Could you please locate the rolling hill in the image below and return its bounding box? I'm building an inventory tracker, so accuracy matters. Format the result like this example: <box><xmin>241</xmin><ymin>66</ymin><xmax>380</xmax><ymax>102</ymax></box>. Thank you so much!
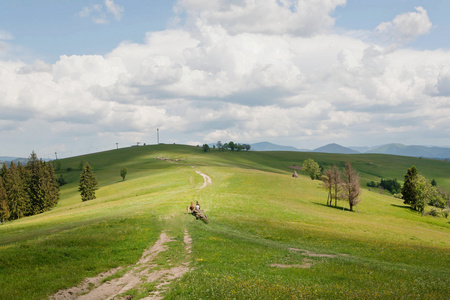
<box><xmin>0</xmin><ymin>144</ymin><xmax>449</xmax><ymax>299</ymax></box>
<box><xmin>366</xmin><ymin>143</ymin><xmax>450</xmax><ymax>159</ymax></box>
<box><xmin>250</xmin><ymin>141</ymin><xmax>305</xmax><ymax>151</ymax></box>
<box><xmin>313</xmin><ymin>143</ymin><xmax>359</xmax><ymax>154</ymax></box>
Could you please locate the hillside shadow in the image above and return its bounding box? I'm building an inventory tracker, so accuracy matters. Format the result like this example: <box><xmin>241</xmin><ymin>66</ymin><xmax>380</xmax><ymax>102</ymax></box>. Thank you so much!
<box><xmin>391</xmin><ymin>204</ymin><xmax>416</xmax><ymax>211</ymax></box>
<box><xmin>312</xmin><ymin>202</ymin><xmax>354</xmax><ymax>212</ymax></box>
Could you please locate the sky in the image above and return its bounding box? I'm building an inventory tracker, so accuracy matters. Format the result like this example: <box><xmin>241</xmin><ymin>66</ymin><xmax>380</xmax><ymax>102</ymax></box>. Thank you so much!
<box><xmin>1</xmin><ymin>0</ymin><xmax>450</xmax><ymax>158</ymax></box>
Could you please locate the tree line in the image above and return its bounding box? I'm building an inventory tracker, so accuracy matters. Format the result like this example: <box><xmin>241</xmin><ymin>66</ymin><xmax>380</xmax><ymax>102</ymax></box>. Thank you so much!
<box><xmin>202</xmin><ymin>141</ymin><xmax>251</xmax><ymax>152</ymax></box>
<box><xmin>0</xmin><ymin>152</ymin><xmax>60</xmax><ymax>223</ymax></box>
<box><xmin>302</xmin><ymin>158</ymin><xmax>449</xmax><ymax>217</ymax></box>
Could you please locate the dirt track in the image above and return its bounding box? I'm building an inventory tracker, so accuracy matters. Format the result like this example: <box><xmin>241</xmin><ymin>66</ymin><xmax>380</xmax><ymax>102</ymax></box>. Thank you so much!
<box><xmin>50</xmin><ymin>230</ymin><xmax>192</xmax><ymax>300</ymax></box>
<box><xmin>50</xmin><ymin>168</ymin><xmax>211</xmax><ymax>299</ymax></box>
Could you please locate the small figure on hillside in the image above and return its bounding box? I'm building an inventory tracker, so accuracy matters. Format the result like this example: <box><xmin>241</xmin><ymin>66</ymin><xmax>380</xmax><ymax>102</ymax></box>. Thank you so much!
<box><xmin>195</xmin><ymin>201</ymin><xmax>200</xmax><ymax>210</ymax></box>
<box><xmin>292</xmin><ymin>171</ymin><xmax>298</xmax><ymax>178</ymax></box>
<box><xmin>189</xmin><ymin>202</ymin><xmax>195</xmax><ymax>213</ymax></box>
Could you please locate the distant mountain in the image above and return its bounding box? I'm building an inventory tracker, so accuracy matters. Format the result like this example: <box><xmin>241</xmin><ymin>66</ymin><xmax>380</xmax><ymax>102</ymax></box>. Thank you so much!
<box><xmin>0</xmin><ymin>156</ymin><xmax>28</xmax><ymax>166</ymax></box>
<box><xmin>250</xmin><ymin>142</ymin><xmax>307</xmax><ymax>152</ymax></box>
<box><xmin>366</xmin><ymin>143</ymin><xmax>450</xmax><ymax>159</ymax></box>
<box><xmin>313</xmin><ymin>143</ymin><xmax>360</xmax><ymax>154</ymax></box>
<box><xmin>348</xmin><ymin>146</ymin><xmax>379</xmax><ymax>153</ymax></box>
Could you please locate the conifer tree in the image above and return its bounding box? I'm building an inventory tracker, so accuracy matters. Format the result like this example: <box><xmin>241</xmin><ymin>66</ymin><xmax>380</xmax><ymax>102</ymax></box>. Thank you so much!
<box><xmin>26</xmin><ymin>151</ymin><xmax>45</xmax><ymax>214</ymax></box>
<box><xmin>17</xmin><ymin>162</ymin><xmax>31</xmax><ymax>216</ymax></box>
<box><xmin>3</xmin><ymin>162</ymin><xmax>28</xmax><ymax>220</ymax></box>
<box><xmin>26</xmin><ymin>152</ymin><xmax>60</xmax><ymax>214</ymax></box>
<box><xmin>41</xmin><ymin>161</ymin><xmax>60</xmax><ymax>210</ymax></box>
<box><xmin>79</xmin><ymin>163</ymin><xmax>98</xmax><ymax>201</ymax></box>
<box><xmin>402</xmin><ymin>166</ymin><xmax>419</xmax><ymax>210</ymax></box>
<box><xmin>0</xmin><ymin>178</ymin><xmax>10</xmax><ymax>224</ymax></box>
<box><xmin>120</xmin><ymin>167</ymin><xmax>128</xmax><ymax>181</ymax></box>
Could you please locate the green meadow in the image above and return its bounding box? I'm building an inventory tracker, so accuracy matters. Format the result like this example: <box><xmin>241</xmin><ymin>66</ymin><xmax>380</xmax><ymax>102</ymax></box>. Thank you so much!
<box><xmin>1</xmin><ymin>144</ymin><xmax>449</xmax><ymax>299</ymax></box>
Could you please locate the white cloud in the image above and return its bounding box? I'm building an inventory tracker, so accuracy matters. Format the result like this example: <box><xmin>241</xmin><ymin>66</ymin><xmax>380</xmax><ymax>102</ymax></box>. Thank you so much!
<box><xmin>176</xmin><ymin>0</ymin><xmax>347</xmax><ymax>36</ymax></box>
<box><xmin>375</xmin><ymin>6</ymin><xmax>432</xmax><ymax>44</ymax></box>
<box><xmin>2</xmin><ymin>1</ymin><xmax>450</xmax><ymax>157</ymax></box>
<box><xmin>79</xmin><ymin>0</ymin><xmax>124</xmax><ymax>24</ymax></box>
<box><xmin>105</xmin><ymin>0</ymin><xmax>124</xmax><ymax>21</ymax></box>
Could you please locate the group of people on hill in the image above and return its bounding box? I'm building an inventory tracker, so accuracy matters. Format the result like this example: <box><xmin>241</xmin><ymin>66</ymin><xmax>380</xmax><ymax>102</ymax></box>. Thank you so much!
<box><xmin>186</xmin><ymin>201</ymin><xmax>208</xmax><ymax>223</ymax></box>
<box><xmin>187</xmin><ymin>201</ymin><xmax>200</xmax><ymax>213</ymax></box>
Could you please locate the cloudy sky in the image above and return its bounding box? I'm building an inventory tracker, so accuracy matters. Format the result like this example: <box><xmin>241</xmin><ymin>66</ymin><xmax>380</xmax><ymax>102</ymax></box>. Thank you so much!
<box><xmin>1</xmin><ymin>0</ymin><xmax>450</xmax><ymax>158</ymax></box>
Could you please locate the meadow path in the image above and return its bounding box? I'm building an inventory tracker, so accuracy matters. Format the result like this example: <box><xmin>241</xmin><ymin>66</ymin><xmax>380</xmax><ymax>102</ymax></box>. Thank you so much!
<box><xmin>195</xmin><ymin>169</ymin><xmax>212</xmax><ymax>189</ymax></box>
<box><xmin>50</xmin><ymin>230</ymin><xmax>192</xmax><ymax>300</ymax></box>
<box><xmin>50</xmin><ymin>167</ymin><xmax>209</xmax><ymax>299</ymax></box>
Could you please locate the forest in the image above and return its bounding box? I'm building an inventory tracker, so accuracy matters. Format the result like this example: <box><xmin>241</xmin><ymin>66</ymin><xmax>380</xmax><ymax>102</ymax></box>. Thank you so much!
<box><xmin>0</xmin><ymin>152</ymin><xmax>60</xmax><ymax>223</ymax></box>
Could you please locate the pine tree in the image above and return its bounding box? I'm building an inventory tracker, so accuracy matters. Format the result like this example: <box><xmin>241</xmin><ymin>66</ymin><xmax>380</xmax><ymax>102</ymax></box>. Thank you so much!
<box><xmin>27</xmin><ymin>151</ymin><xmax>45</xmax><ymax>214</ymax></box>
<box><xmin>0</xmin><ymin>177</ymin><xmax>10</xmax><ymax>224</ymax></box>
<box><xmin>3</xmin><ymin>162</ymin><xmax>29</xmax><ymax>220</ymax></box>
<box><xmin>79</xmin><ymin>163</ymin><xmax>98</xmax><ymax>201</ymax></box>
<box><xmin>402</xmin><ymin>166</ymin><xmax>419</xmax><ymax>210</ymax></box>
<box><xmin>120</xmin><ymin>167</ymin><xmax>128</xmax><ymax>181</ymax></box>
<box><xmin>41</xmin><ymin>161</ymin><xmax>60</xmax><ymax>210</ymax></box>
<box><xmin>24</xmin><ymin>152</ymin><xmax>60</xmax><ymax>214</ymax></box>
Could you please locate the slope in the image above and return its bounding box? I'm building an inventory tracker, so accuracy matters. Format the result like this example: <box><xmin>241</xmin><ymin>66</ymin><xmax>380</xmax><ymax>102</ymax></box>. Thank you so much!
<box><xmin>0</xmin><ymin>144</ymin><xmax>449</xmax><ymax>299</ymax></box>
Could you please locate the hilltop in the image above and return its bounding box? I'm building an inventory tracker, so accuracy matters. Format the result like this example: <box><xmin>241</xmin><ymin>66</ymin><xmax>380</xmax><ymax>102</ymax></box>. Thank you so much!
<box><xmin>1</xmin><ymin>144</ymin><xmax>449</xmax><ymax>299</ymax></box>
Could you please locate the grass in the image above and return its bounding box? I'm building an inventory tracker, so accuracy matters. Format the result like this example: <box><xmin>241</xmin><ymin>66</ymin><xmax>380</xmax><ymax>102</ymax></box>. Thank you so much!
<box><xmin>0</xmin><ymin>144</ymin><xmax>449</xmax><ymax>299</ymax></box>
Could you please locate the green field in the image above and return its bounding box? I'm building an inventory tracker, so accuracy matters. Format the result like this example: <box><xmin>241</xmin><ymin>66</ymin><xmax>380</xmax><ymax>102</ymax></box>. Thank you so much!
<box><xmin>1</xmin><ymin>144</ymin><xmax>449</xmax><ymax>299</ymax></box>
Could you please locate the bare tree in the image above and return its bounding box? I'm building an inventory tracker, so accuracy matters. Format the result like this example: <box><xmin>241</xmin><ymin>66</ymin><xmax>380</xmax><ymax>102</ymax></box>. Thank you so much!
<box><xmin>321</xmin><ymin>171</ymin><xmax>332</xmax><ymax>206</ymax></box>
<box><xmin>330</xmin><ymin>165</ymin><xmax>342</xmax><ymax>207</ymax></box>
<box><xmin>341</xmin><ymin>162</ymin><xmax>361</xmax><ymax>212</ymax></box>
<box><xmin>321</xmin><ymin>165</ymin><xmax>342</xmax><ymax>207</ymax></box>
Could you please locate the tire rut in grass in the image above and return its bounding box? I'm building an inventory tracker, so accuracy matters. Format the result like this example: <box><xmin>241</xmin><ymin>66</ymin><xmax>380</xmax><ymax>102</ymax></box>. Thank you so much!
<box><xmin>50</xmin><ymin>230</ymin><xmax>192</xmax><ymax>300</ymax></box>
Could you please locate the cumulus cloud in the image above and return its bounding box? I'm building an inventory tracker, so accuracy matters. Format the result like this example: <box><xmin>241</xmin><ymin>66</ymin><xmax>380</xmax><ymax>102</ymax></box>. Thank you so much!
<box><xmin>375</xmin><ymin>6</ymin><xmax>432</xmax><ymax>44</ymax></box>
<box><xmin>175</xmin><ymin>0</ymin><xmax>347</xmax><ymax>36</ymax></box>
<box><xmin>1</xmin><ymin>1</ymin><xmax>450</xmax><ymax>157</ymax></box>
<box><xmin>79</xmin><ymin>0</ymin><xmax>124</xmax><ymax>24</ymax></box>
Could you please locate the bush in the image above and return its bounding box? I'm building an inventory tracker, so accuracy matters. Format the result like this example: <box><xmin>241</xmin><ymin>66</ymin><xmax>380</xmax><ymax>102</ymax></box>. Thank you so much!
<box><xmin>442</xmin><ymin>209</ymin><xmax>449</xmax><ymax>219</ymax></box>
<box><xmin>57</xmin><ymin>175</ymin><xmax>66</xmax><ymax>186</ymax></box>
<box><xmin>367</xmin><ymin>179</ymin><xmax>401</xmax><ymax>194</ymax></box>
<box><xmin>394</xmin><ymin>193</ymin><xmax>403</xmax><ymax>199</ymax></box>
<box><xmin>428</xmin><ymin>208</ymin><xmax>439</xmax><ymax>217</ymax></box>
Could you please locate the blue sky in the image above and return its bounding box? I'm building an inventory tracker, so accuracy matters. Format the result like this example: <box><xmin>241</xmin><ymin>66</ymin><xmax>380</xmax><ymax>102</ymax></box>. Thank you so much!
<box><xmin>1</xmin><ymin>0</ymin><xmax>450</xmax><ymax>158</ymax></box>
<box><xmin>0</xmin><ymin>0</ymin><xmax>175</xmax><ymax>62</ymax></box>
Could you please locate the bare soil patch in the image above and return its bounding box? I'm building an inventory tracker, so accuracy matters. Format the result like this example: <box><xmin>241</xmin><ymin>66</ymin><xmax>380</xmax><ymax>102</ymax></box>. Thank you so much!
<box><xmin>270</xmin><ymin>259</ymin><xmax>313</xmax><ymax>269</ymax></box>
<box><xmin>194</xmin><ymin>169</ymin><xmax>212</xmax><ymax>189</ymax></box>
<box><xmin>288</xmin><ymin>248</ymin><xmax>350</xmax><ymax>258</ymax></box>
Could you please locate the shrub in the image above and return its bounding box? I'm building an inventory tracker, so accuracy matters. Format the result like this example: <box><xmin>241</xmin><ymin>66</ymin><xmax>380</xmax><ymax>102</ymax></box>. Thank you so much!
<box><xmin>394</xmin><ymin>193</ymin><xmax>403</xmax><ymax>199</ymax></box>
<box><xmin>442</xmin><ymin>209</ymin><xmax>449</xmax><ymax>219</ymax></box>
<box><xmin>428</xmin><ymin>208</ymin><xmax>439</xmax><ymax>217</ymax></box>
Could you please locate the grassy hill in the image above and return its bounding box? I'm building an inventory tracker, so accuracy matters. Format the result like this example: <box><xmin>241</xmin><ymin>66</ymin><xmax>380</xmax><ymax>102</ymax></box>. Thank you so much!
<box><xmin>0</xmin><ymin>144</ymin><xmax>449</xmax><ymax>299</ymax></box>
